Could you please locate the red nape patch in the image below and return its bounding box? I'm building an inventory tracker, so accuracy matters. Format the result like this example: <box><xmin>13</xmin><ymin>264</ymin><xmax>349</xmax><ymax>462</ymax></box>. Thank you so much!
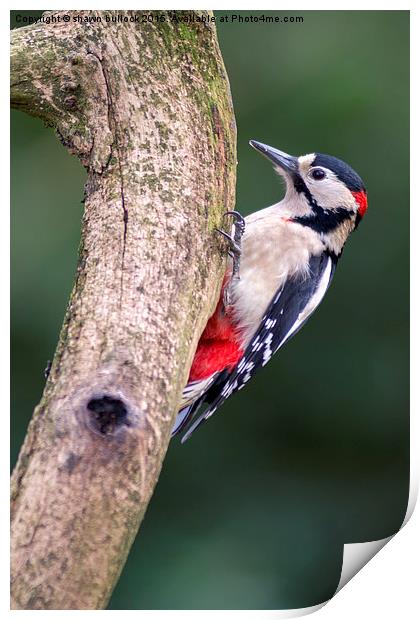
<box><xmin>352</xmin><ymin>190</ymin><xmax>368</xmax><ymax>218</ymax></box>
<box><xmin>188</xmin><ymin>276</ymin><xmax>243</xmax><ymax>381</ymax></box>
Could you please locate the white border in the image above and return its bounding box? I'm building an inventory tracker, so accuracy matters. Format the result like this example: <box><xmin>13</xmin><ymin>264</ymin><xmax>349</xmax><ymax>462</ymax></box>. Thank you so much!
<box><xmin>4</xmin><ymin>1</ymin><xmax>417</xmax><ymax>617</ymax></box>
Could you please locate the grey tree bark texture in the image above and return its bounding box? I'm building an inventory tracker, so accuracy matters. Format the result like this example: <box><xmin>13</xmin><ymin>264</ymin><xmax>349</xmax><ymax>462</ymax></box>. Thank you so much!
<box><xmin>10</xmin><ymin>10</ymin><xmax>236</xmax><ymax>610</ymax></box>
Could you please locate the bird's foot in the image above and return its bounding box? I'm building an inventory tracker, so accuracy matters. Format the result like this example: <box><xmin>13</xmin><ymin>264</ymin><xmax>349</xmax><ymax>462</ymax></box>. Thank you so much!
<box><xmin>216</xmin><ymin>211</ymin><xmax>246</xmax><ymax>278</ymax></box>
<box><xmin>216</xmin><ymin>211</ymin><xmax>246</xmax><ymax>307</ymax></box>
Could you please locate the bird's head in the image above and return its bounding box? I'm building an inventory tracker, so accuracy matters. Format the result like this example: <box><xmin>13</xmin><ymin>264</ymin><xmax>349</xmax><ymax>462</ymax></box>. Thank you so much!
<box><xmin>250</xmin><ymin>140</ymin><xmax>368</xmax><ymax>254</ymax></box>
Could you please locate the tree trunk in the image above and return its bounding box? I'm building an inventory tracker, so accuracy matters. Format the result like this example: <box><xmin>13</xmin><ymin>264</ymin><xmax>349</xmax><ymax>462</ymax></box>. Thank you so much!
<box><xmin>10</xmin><ymin>10</ymin><xmax>236</xmax><ymax>609</ymax></box>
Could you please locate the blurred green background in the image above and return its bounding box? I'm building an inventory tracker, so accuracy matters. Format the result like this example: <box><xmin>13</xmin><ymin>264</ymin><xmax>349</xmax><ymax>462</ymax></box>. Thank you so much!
<box><xmin>11</xmin><ymin>10</ymin><xmax>409</xmax><ymax>610</ymax></box>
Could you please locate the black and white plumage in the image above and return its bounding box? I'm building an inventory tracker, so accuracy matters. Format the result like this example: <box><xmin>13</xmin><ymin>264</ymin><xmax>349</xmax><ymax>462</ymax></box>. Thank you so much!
<box><xmin>173</xmin><ymin>141</ymin><xmax>367</xmax><ymax>442</ymax></box>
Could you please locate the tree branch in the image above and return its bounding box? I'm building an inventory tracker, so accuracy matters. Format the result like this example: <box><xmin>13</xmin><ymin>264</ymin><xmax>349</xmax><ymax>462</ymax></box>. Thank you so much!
<box><xmin>10</xmin><ymin>10</ymin><xmax>236</xmax><ymax>609</ymax></box>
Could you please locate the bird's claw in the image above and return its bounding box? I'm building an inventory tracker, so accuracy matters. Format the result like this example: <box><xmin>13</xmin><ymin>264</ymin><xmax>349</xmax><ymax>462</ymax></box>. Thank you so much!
<box><xmin>216</xmin><ymin>211</ymin><xmax>246</xmax><ymax>268</ymax></box>
<box><xmin>223</xmin><ymin>210</ymin><xmax>246</xmax><ymax>235</ymax></box>
<box><xmin>215</xmin><ymin>229</ymin><xmax>242</xmax><ymax>256</ymax></box>
<box><xmin>217</xmin><ymin>210</ymin><xmax>246</xmax><ymax>307</ymax></box>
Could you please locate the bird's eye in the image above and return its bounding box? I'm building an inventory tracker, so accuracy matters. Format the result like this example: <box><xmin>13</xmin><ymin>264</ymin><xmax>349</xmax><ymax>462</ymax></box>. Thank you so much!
<box><xmin>310</xmin><ymin>168</ymin><xmax>326</xmax><ymax>181</ymax></box>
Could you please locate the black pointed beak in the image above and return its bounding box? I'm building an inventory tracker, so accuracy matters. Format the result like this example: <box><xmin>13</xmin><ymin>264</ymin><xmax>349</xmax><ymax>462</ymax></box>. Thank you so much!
<box><xmin>249</xmin><ymin>140</ymin><xmax>298</xmax><ymax>175</ymax></box>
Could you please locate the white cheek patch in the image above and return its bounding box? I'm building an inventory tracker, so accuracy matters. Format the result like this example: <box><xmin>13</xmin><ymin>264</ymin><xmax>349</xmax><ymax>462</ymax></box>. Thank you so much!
<box><xmin>307</xmin><ymin>174</ymin><xmax>355</xmax><ymax>210</ymax></box>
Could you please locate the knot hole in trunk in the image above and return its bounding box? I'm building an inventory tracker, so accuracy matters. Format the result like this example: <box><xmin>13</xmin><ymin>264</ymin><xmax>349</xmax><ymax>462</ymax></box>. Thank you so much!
<box><xmin>87</xmin><ymin>395</ymin><xmax>130</xmax><ymax>436</ymax></box>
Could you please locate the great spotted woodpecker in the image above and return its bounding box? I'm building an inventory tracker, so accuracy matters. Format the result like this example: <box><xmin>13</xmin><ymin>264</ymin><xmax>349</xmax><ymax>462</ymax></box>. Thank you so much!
<box><xmin>173</xmin><ymin>140</ymin><xmax>368</xmax><ymax>442</ymax></box>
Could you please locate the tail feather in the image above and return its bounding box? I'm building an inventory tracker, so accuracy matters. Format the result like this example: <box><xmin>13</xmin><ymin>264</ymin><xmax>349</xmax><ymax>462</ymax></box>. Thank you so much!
<box><xmin>173</xmin><ymin>368</ymin><xmax>231</xmax><ymax>440</ymax></box>
<box><xmin>171</xmin><ymin>399</ymin><xmax>203</xmax><ymax>437</ymax></box>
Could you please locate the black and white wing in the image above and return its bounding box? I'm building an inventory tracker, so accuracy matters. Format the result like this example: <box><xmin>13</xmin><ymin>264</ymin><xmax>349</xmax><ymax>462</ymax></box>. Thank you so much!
<box><xmin>180</xmin><ymin>251</ymin><xmax>337</xmax><ymax>442</ymax></box>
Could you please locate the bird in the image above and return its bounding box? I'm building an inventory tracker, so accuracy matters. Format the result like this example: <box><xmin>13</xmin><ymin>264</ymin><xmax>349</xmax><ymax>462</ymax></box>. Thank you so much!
<box><xmin>173</xmin><ymin>140</ymin><xmax>368</xmax><ymax>442</ymax></box>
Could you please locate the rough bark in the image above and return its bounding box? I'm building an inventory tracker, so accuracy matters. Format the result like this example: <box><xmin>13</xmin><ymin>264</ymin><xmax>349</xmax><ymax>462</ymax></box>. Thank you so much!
<box><xmin>10</xmin><ymin>10</ymin><xmax>236</xmax><ymax>610</ymax></box>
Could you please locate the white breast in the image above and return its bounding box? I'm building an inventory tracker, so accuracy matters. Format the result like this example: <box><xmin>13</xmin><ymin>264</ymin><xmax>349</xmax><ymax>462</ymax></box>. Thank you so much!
<box><xmin>230</xmin><ymin>205</ymin><xmax>325</xmax><ymax>346</ymax></box>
